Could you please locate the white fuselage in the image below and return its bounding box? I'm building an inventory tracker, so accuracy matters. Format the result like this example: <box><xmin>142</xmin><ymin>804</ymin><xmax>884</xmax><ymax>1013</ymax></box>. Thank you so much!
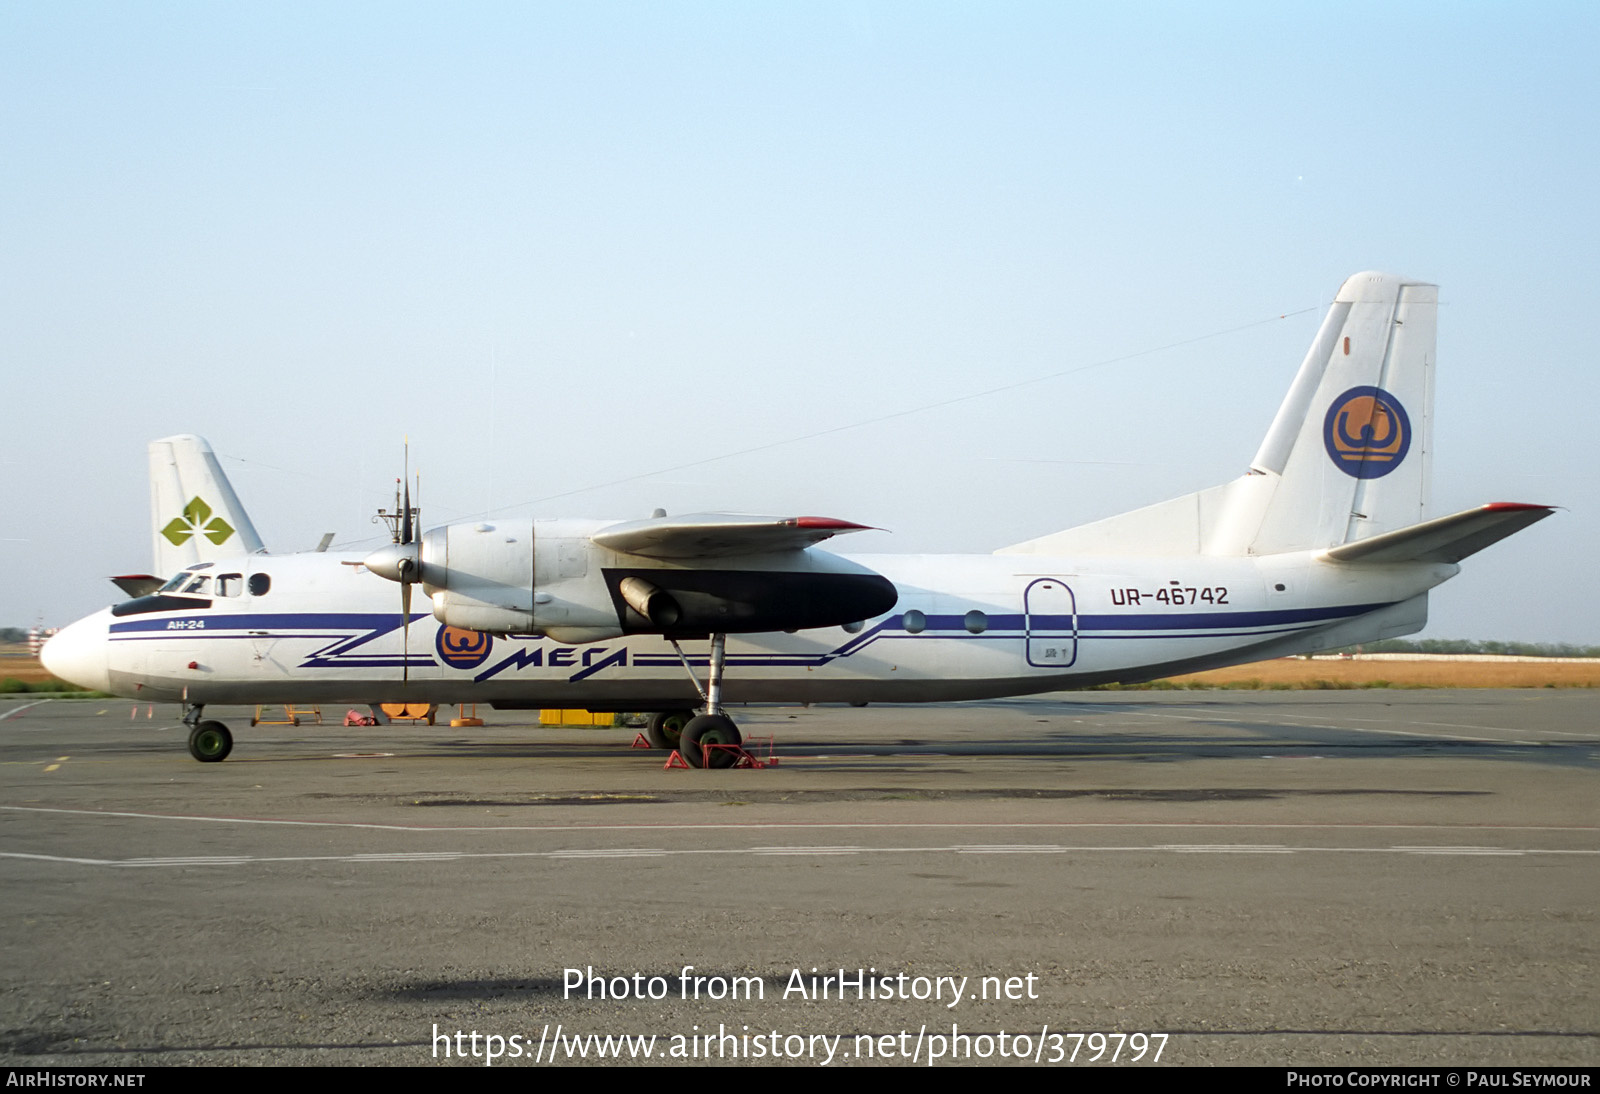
<box><xmin>45</xmin><ymin>548</ymin><xmax>1455</xmax><ymax>709</ymax></box>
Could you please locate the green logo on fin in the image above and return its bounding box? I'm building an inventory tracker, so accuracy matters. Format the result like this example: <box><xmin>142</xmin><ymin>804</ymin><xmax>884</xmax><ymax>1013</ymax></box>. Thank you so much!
<box><xmin>161</xmin><ymin>497</ymin><xmax>236</xmax><ymax>547</ymax></box>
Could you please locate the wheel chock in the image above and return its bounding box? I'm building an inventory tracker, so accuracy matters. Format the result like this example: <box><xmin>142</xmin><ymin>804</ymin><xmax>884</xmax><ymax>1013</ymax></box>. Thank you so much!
<box><xmin>631</xmin><ymin>733</ymin><xmax>652</xmax><ymax>749</ymax></box>
<box><xmin>664</xmin><ymin>750</ymin><xmax>691</xmax><ymax>770</ymax></box>
<box><xmin>741</xmin><ymin>734</ymin><xmax>777</xmax><ymax>768</ymax></box>
<box><xmin>702</xmin><ymin>743</ymin><xmax>777</xmax><ymax>769</ymax></box>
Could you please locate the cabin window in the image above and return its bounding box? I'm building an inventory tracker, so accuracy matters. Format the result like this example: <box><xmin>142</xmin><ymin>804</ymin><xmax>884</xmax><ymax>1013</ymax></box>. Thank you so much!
<box><xmin>248</xmin><ymin>573</ymin><xmax>271</xmax><ymax>596</ymax></box>
<box><xmin>964</xmin><ymin>610</ymin><xmax>988</xmax><ymax>634</ymax></box>
<box><xmin>217</xmin><ymin>574</ymin><xmax>243</xmax><ymax>597</ymax></box>
<box><xmin>902</xmin><ymin>610</ymin><xmax>926</xmax><ymax>634</ymax></box>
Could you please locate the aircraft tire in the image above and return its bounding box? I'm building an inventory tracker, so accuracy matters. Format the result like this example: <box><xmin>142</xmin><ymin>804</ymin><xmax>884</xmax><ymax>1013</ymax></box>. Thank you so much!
<box><xmin>188</xmin><ymin>721</ymin><xmax>233</xmax><ymax>763</ymax></box>
<box><xmin>680</xmin><ymin>714</ymin><xmax>742</xmax><ymax>769</ymax></box>
<box><xmin>647</xmin><ymin>709</ymin><xmax>694</xmax><ymax>751</ymax></box>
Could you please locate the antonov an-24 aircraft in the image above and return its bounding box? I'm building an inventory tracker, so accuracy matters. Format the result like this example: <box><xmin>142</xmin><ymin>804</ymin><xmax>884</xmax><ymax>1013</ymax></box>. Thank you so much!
<box><xmin>43</xmin><ymin>272</ymin><xmax>1552</xmax><ymax>767</ymax></box>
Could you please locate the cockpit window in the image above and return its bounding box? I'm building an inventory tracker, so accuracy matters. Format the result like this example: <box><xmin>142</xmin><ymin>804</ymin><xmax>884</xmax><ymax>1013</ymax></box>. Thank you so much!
<box><xmin>217</xmin><ymin>573</ymin><xmax>243</xmax><ymax>597</ymax></box>
<box><xmin>248</xmin><ymin>573</ymin><xmax>271</xmax><ymax>596</ymax></box>
<box><xmin>162</xmin><ymin>569</ymin><xmax>219</xmax><ymax>594</ymax></box>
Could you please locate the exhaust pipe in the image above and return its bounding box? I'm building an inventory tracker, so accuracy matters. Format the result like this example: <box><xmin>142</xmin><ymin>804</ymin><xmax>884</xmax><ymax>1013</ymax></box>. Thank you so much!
<box><xmin>618</xmin><ymin>576</ymin><xmax>682</xmax><ymax>628</ymax></box>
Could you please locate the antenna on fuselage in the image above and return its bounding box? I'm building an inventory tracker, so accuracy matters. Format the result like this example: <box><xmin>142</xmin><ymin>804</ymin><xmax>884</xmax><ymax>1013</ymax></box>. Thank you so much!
<box><xmin>366</xmin><ymin>442</ymin><xmax>422</xmax><ymax>683</ymax></box>
<box><xmin>373</xmin><ymin>474</ymin><xmax>418</xmax><ymax>544</ymax></box>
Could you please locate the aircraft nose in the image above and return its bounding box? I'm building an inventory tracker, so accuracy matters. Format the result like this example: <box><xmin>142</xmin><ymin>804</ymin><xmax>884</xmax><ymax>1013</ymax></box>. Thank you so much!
<box><xmin>40</xmin><ymin>612</ymin><xmax>111</xmax><ymax>693</ymax></box>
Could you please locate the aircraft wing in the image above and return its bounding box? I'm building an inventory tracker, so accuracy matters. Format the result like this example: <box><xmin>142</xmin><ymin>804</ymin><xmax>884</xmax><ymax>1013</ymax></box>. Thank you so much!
<box><xmin>591</xmin><ymin>513</ymin><xmax>876</xmax><ymax>559</ymax></box>
<box><xmin>1320</xmin><ymin>503</ymin><xmax>1555</xmax><ymax>565</ymax></box>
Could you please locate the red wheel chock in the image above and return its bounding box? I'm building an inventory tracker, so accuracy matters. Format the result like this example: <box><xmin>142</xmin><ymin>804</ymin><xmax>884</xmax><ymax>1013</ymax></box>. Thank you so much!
<box><xmin>703</xmin><ymin>738</ymin><xmax>778</xmax><ymax>769</ymax></box>
<box><xmin>664</xmin><ymin>735</ymin><xmax>777</xmax><ymax>770</ymax></box>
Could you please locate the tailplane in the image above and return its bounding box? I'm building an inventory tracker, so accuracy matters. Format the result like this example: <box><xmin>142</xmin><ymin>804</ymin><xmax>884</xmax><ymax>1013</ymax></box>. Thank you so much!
<box><xmin>148</xmin><ymin>435</ymin><xmax>266</xmax><ymax>574</ymax></box>
<box><xmin>1321</xmin><ymin>503</ymin><xmax>1554</xmax><ymax>566</ymax></box>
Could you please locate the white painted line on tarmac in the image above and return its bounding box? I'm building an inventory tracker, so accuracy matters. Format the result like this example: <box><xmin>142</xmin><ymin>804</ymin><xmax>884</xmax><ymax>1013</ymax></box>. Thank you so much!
<box><xmin>2</xmin><ymin>844</ymin><xmax>1595</xmax><ymax>870</ymax></box>
<box><xmin>2</xmin><ymin>850</ymin><xmax>114</xmax><ymax>866</ymax></box>
<box><xmin>752</xmin><ymin>846</ymin><xmax>864</xmax><ymax>855</ymax></box>
<box><xmin>957</xmin><ymin>845</ymin><xmax>1069</xmax><ymax>854</ymax></box>
<box><xmin>1154</xmin><ymin>844</ymin><xmax>1294</xmax><ymax>854</ymax></box>
<box><xmin>1391</xmin><ymin>846</ymin><xmax>1527</xmax><ymax>856</ymax></box>
<box><xmin>3</xmin><ymin>804</ymin><xmax>1596</xmax><ymax>834</ymax></box>
<box><xmin>0</xmin><ymin>699</ymin><xmax>53</xmax><ymax>722</ymax></box>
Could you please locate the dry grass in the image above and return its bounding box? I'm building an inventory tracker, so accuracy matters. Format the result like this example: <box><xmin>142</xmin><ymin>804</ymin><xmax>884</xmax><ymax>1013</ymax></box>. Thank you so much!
<box><xmin>0</xmin><ymin>657</ymin><xmax>59</xmax><ymax>685</ymax></box>
<box><xmin>1164</xmin><ymin>658</ymin><xmax>1600</xmax><ymax>690</ymax></box>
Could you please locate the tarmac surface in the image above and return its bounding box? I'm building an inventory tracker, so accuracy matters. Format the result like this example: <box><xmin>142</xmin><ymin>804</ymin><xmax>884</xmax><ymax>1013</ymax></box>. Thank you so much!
<box><xmin>2</xmin><ymin>689</ymin><xmax>1596</xmax><ymax>1067</ymax></box>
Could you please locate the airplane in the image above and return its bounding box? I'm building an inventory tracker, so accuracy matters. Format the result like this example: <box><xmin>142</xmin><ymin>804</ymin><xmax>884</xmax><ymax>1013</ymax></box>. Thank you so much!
<box><xmin>42</xmin><ymin>271</ymin><xmax>1553</xmax><ymax>768</ymax></box>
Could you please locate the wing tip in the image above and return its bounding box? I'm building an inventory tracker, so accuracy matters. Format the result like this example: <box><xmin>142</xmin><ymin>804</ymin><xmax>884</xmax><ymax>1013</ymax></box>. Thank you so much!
<box><xmin>789</xmin><ymin>516</ymin><xmax>876</xmax><ymax>532</ymax></box>
<box><xmin>1482</xmin><ymin>502</ymin><xmax>1557</xmax><ymax>513</ymax></box>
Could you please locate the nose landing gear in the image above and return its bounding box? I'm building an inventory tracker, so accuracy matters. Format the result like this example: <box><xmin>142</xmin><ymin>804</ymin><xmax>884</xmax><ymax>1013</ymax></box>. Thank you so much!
<box><xmin>182</xmin><ymin>704</ymin><xmax>233</xmax><ymax>762</ymax></box>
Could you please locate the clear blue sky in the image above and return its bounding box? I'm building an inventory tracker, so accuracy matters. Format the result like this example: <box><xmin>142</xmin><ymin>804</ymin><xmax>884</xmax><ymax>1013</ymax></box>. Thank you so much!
<box><xmin>4</xmin><ymin>2</ymin><xmax>1595</xmax><ymax>641</ymax></box>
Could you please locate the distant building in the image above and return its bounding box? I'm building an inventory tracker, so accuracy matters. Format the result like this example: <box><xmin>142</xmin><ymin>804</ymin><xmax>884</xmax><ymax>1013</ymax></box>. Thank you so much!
<box><xmin>27</xmin><ymin>626</ymin><xmax>57</xmax><ymax>658</ymax></box>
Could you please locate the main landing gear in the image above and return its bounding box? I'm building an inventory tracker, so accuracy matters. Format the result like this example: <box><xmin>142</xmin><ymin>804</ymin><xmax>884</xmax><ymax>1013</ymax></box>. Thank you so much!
<box><xmin>183</xmin><ymin>704</ymin><xmax>233</xmax><ymax>763</ymax></box>
<box><xmin>680</xmin><ymin>712</ymin><xmax>741</xmax><ymax>769</ymax></box>
<box><xmin>646</xmin><ymin>709</ymin><xmax>694</xmax><ymax>752</ymax></box>
<box><xmin>667</xmin><ymin>633</ymin><xmax>743</xmax><ymax>769</ymax></box>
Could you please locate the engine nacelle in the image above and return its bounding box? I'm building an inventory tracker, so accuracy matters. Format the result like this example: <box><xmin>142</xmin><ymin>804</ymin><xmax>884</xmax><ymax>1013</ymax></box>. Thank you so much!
<box><xmin>421</xmin><ymin>518</ymin><xmax>621</xmax><ymax>638</ymax></box>
<box><xmin>399</xmin><ymin>516</ymin><xmax>897</xmax><ymax>641</ymax></box>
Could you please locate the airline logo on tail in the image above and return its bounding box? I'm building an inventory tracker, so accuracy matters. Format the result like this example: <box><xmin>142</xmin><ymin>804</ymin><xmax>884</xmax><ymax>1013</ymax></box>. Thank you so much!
<box><xmin>1323</xmin><ymin>387</ymin><xmax>1411</xmax><ymax>478</ymax></box>
<box><xmin>160</xmin><ymin>496</ymin><xmax>237</xmax><ymax>547</ymax></box>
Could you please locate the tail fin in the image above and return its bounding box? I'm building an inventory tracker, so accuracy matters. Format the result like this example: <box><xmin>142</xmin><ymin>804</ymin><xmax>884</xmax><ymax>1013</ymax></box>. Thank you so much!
<box><xmin>148</xmin><ymin>435</ymin><xmax>266</xmax><ymax>574</ymax></box>
<box><xmin>999</xmin><ymin>271</ymin><xmax>1437</xmax><ymax>558</ymax></box>
<box><xmin>1245</xmin><ymin>270</ymin><xmax>1436</xmax><ymax>552</ymax></box>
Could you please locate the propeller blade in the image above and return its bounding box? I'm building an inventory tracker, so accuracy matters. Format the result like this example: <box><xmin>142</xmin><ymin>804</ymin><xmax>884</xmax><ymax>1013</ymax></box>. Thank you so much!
<box><xmin>401</xmin><ymin>581</ymin><xmax>411</xmax><ymax>685</ymax></box>
<box><xmin>402</xmin><ymin>445</ymin><xmax>413</xmax><ymax>545</ymax></box>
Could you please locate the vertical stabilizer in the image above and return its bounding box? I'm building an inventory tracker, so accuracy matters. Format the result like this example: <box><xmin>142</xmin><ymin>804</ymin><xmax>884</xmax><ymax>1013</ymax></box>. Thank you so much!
<box><xmin>148</xmin><ymin>435</ymin><xmax>266</xmax><ymax>574</ymax></box>
<box><xmin>1245</xmin><ymin>271</ymin><xmax>1435</xmax><ymax>553</ymax></box>
<box><xmin>998</xmin><ymin>272</ymin><xmax>1437</xmax><ymax>558</ymax></box>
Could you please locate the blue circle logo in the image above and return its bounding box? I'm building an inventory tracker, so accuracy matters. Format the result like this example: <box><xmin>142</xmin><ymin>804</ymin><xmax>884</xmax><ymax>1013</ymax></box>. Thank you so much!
<box><xmin>1323</xmin><ymin>386</ymin><xmax>1411</xmax><ymax>479</ymax></box>
<box><xmin>435</xmin><ymin>625</ymin><xmax>492</xmax><ymax>669</ymax></box>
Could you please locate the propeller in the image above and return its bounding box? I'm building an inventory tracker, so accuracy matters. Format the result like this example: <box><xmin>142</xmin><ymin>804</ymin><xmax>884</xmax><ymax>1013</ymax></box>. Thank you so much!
<box><xmin>363</xmin><ymin>444</ymin><xmax>422</xmax><ymax>683</ymax></box>
<box><xmin>399</xmin><ymin>469</ymin><xmax>414</xmax><ymax>683</ymax></box>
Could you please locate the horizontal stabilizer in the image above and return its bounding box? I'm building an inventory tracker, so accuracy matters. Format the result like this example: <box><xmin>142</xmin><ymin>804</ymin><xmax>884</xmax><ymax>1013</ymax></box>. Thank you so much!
<box><xmin>592</xmin><ymin>513</ymin><xmax>876</xmax><ymax>559</ymax></box>
<box><xmin>1320</xmin><ymin>503</ymin><xmax>1554</xmax><ymax>565</ymax></box>
<box><xmin>110</xmin><ymin>574</ymin><xmax>164</xmax><ymax>598</ymax></box>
